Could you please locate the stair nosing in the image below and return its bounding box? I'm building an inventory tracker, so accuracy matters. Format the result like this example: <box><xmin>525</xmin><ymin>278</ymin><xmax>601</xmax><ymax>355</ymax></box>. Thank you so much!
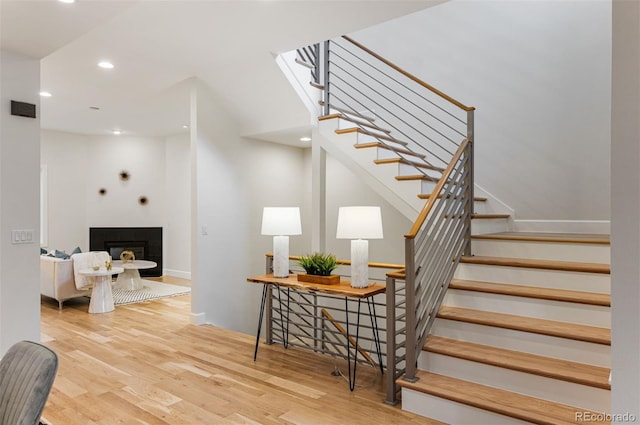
<box><xmin>398</xmin><ymin>371</ymin><xmax>609</xmax><ymax>425</ymax></box>
<box><xmin>374</xmin><ymin>157</ymin><xmax>445</xmax><ymax>173</ymax></box>
<box><xmin>336</xmin><ymin>127</ymin><xmax>408</xmax><ymax>146</ymax></box>
<box><xmin>472</xmin><ymin>232</ymin><xmax>610</xmax><ymax>245</ymax></box>
<box><xmin>460</xmin><ymin>255</ymin><xmax>610</xmax><ymax>274</ymax></box>
<box><xmin>423</xmin><ymin>335</ymin><xmax>611</xmax><ymax>389</ymax></box>
<box><xmin>354</xmin><ymin>142</ymin><xmax>426</xmax><ymax>159</ymax></box>
<box><xmin>437</xmin><ymin>306</ymin><xmax>611</xmax><ymax>345</ymax></box>
<box><xmin>418</xmin><ymin>193</ymin><xmax>487</xmax><ymax>201</ymax></box>
<box><xmin>449</xmin><ymin>278</ymin><xmax>610</xmax><ymax>306</ymax></box>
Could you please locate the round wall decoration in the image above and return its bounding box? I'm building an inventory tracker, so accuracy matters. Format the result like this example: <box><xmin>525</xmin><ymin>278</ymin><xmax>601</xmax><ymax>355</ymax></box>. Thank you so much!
<box><xmin>119</xmin><ymin>170</ymin><xmax>130</xmax><ymax>181</ymax></box>
<box><xmin>98</xmin><ymin>188</ymin><xmax>107</xmax><ymax>196</ymax></box>
<box><xmin>138</xmin><ymin>196</ymin><xmax>148</xmax><ymax>205</ymax></box>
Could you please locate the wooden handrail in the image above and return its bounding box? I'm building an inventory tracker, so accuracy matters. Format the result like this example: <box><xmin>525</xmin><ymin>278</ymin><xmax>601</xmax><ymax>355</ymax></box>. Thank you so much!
<box><xmin>406</xmin><ymin>139</ymin><xmax>470</xmax><ymax>239</ymax></box>
<box><xmin>342</xmin><ymin>35</ymin><xmax>475</xmax><ymax>112</ymax></box>
<box><xmin>266</xmin><ymin>253</ymin><xmax>404</xmax><ymax>270</ymax></box>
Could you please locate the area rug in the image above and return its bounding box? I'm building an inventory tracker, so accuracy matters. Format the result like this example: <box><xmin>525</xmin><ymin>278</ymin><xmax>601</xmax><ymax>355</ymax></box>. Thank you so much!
<box><xmin>112</xmin><ymin>279</ymin><xmax>191</xmax><ymax>306</ymax></box>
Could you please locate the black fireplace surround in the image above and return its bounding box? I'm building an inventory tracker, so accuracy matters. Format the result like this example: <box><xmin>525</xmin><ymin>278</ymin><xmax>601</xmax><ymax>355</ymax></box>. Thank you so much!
<box><xmin>90</xmin><ymin>227</ymin><xmax>162</xmax><ymax>277</ymax></box>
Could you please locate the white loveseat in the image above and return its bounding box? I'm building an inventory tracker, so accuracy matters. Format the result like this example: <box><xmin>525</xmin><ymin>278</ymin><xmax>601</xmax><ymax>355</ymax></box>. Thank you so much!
<box><xmin>40</xmin><ymin>255</ymin><xmax>90</xmax><ymax>309</ymax></box>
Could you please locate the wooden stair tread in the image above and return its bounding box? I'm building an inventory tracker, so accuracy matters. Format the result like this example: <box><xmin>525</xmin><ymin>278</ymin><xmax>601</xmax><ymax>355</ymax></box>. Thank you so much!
<box><xmin>472</xmin><ymin>232</ymin><xmax>610</xmax><ymax>245</ymax></box>
<box><xmin>437</xmin><ymin>306</ymin><xmax>611</xmax><ymax>345</ymax></box>
<box><xmin>354</xmin><ymin>142</ymin><xmax>426</xmax><ymax>159</ymax></box>
<box><xmin>471</xmin><ymin>213</ymin><xmax>510</xmax><ymax>219</ymax></box>
<box><xmin>319</xmin><ymin>114</ymin><xmax>392</xmax><ymax>134</ymax></box>
<box><xmin>336</xmin><ymin>127</ymin><xmax>408</xmax><ymax>146</ymax></box>
<box><xmin>374</xmin><ymin>157</ymin><xmax>445</xmax><ymax>173</ymax></box>
<box><xmin>449</xmin><ymin>278</ymin><xmax>610</xmax><ymax>306</ymax></box>
<box><xmin>398</xmin><ymin>371</ymin><xmax>609</xmax><ymax>425</ymax></box>
<box><xmin>424</xmin><ymin>336</ymin><xmax>611</xmax><ymax>389</ymax></box>
<box><xmin>418</xmin><ymin>193</ymin><xmax>486</xmax><ymax>201</ymax></box>
<box><xmin>318</xmin><ymin>101</ymin><xmax>376</xmax><ymax>122</ymax></box>
<box><xmin>460</xmin><ymin>255</ymin><xmax>610</xmax><ymax>274</ymax></box>
<box><xmin>309</xmin><ymin>81</ymin><xmax>324</xmax><ymax>90</ymax></box>
<box><xmin>395</xmin><ymin>174</ymin><xmax>439</xmax><ymax>183</ymax></box>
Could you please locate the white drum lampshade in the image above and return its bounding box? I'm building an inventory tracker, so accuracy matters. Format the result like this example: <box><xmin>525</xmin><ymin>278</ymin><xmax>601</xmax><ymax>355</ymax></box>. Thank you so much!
<box><xmin>261</xmin><ymin>207</ymin><xmax>302</xmax><ymax>277</ymax></box>
<box><xmin>336</xmin><ymin>206</ymin><xmax>383</xmax><ymax>288</ymax></box>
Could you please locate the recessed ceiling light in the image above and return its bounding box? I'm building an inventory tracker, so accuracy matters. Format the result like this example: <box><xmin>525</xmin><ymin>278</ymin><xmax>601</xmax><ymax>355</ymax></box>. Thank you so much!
<box><xmin>58</xmin><ymin>0</ymin><xmax>76</xmax><ymax>3</ymax></box>
<box><xmin>300</xmin><ymin>136</ymin><xmax>312</xmax><ymax>142</ymax></box>
<box><xmin>112</xmin><ymin>130</ymin><xmax>122</xmax><ymax>135</ymax></box>
<box><xmin>98</xmin><ymin>61</ymin><xmax>114</xmax><ymax>69</ymax></box>
<box><xmin>39</xmin><ymin>91</ymin><xmax>52</xmax><ymax>97</ymax></box>
<box><xmin>182</xmin><ymin>125</ymin><xmax>189</xmax><ymax>129</ymax></box>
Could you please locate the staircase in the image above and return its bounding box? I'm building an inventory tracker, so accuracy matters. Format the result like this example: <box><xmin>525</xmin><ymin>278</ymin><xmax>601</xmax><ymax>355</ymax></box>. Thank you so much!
<box><xmin>399</xmin><ymin>232</ymin><xmax>611</xmax><ymax>424</ymax></box>
<box><xmin>284</xmin><ymin>38</ymin><xmax>610</xmax><ymax>424</ymax></box>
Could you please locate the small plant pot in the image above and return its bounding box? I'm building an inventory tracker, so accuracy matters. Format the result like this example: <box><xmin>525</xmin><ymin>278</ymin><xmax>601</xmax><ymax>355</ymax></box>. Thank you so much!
<box><xmin>297</xmin><ymin>274</ymin><xmax>340</xmax><ymax>285</ymax></box>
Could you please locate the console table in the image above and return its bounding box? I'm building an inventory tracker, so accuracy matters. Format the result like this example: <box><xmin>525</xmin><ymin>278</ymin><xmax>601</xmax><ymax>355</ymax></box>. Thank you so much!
<box><xmin>247</xmin><ymin>273</ymin><xmax>385</xmax><ymax>391</ymax></box>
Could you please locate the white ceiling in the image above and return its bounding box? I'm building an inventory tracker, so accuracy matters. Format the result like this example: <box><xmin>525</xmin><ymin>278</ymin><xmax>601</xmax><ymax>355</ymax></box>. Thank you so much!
<box><xmin>1</xmin><ymin>0</ymin><xmax>442</xmax><ymax>145</ymax></box>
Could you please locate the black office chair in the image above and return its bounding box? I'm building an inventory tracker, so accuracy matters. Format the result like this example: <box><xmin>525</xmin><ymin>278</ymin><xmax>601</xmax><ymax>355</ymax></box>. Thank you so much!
<box><xmin>0</xmin><ymin>340</ymin><xmax>58</xmax><ymax>425</ymax></box>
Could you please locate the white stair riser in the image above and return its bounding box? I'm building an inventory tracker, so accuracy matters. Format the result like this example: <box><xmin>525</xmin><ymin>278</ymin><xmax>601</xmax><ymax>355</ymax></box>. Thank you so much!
<box><xmin>471</xmin><ymin>239</ymin><xmax>610</xmax><ymax>263</ymax></box>
<box><xmin>471</xmin><ymin>218</ymin><xmax>511</xmax><ymax>235</ymax></box>
<box><xmin>419</xmin><ymin>352</ymin><xmax>611</xmax><ymax>412</ymax></box>
<box><xmin>455</xmin><ymin>263</ymin><xmax>611</xmax><ymax>294</ymax></box>
<box><xmin>443</xmin><ymin>290</ymin><xmax>611</xmax><ymax>327</ymax></box>
<box><xmin>402</xmin><ymin>388</ymin><xmax>532</xmax><ymax>425</ymax></box>
<box><xmin>432</xmin><ymin>318</ymin><xmax>611</xmax><ymax>367</ymax></box>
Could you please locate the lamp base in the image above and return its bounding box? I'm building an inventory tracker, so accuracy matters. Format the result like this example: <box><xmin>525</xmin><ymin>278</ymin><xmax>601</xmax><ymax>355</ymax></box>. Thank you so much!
<box><xmin>350</xmin><ymin>239</ymin><xmax>369</xmax><ymax>288</ymax></box>
<box><xmin>273</xmin><ymin>235</ymin><xmax>289</xmax><ymax>278</ymax></box>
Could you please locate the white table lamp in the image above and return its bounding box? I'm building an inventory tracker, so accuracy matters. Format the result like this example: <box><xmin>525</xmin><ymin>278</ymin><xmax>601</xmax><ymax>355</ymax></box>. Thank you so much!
<box><xmin>261</xmin><ymin>207</ymin><xmax>302</xmax><ymax>277</ymax></box>
<box><xmin>336</xmin><ymin>206</ymin><xmax>383</xmax><ymax>288</ymax></box>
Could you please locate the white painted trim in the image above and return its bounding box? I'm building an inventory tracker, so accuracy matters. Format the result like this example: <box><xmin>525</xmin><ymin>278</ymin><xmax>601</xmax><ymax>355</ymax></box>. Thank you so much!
<box><xmin>189</xmin><ymin>312</ymin><xmax>206</xmax><ymax>325</ymax></box>
<box><xmin>514</xmin><ymin>220</ymin><xmax>611</xmax><ymax>234</ymax></box>
<box><xmin>475</xmin><ymin>183</ymin><xmax>515</xmax><ymax>217</ymax></box>
<box><xmin>163</xmin><ymin>268</ymin><xmax>191</xmax><ymax>280</ymax></box>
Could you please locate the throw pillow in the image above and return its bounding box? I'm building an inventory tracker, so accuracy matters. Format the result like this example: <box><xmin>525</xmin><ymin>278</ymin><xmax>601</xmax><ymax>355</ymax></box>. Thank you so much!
<box><xmin>40</xmin><ymin>247</ymin><xmax>48</xmax><ymax>255</ymax></box>
<box><xmin>71</xmin><ymin>246</ymin><xmax>82</xmax><ymax>255</ymax></box>
<box><xmin>54</xmin><ymin>250</ymin><xmax>70</xmax><ymax>260</ymax></box>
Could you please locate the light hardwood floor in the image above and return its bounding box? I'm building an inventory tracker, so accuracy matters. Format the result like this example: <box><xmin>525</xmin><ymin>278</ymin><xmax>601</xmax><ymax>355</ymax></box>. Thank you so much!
<box><xmin>40</xmin><ymin>277</ymin><xmax>442</xmax><ymax>425</ymax></box>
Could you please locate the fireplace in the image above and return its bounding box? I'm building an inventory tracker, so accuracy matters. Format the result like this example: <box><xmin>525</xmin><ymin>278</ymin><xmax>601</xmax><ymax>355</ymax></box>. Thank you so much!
<box><xmin>90</xmin><ymin>227</ymin><xmax>162</xmax><ymax>277</ymax></box>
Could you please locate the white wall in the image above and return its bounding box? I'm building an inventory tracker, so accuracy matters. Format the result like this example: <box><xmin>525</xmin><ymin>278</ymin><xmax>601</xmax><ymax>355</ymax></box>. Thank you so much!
<box><xmin>315</xmin><ymin>150</ymin><xmax>411</xmax><ymax>265</ymax></box>
<box><xmin>40</xmin><ymin>130</ymin><xmax>89</xmax><ymax>252</ymax></box>
<box><xmin>190</xmin><ymin>79</ymin><xmax>307</xmax><ymax>333</ymax></box>
<box><xmin>164</xmin><ymin>133</ymin><xmax>191</xmax><ymax>278</ymax></box>
<box><xmin>611</xmin><ymin>0</ymin><xmax>640</xmax><ymax>420</ymax></box>
<box><xmin>86</xmin><ymin>135</ymin><xmax>166</xmax><ymax>230</ymax></box>
<box><xmin>0</xmin><ymin>50</ymin><xmax>41</xmax><ymax>354</ymax></box>
<box><xmin>353</xmin><ymin>0</ymin><xmax>611</xmax><ymax>222</ymax></box>
<box><xmin>41</xmin><ymin>130</ymin><xmax>192</xmax><ymax>277</ymax></box>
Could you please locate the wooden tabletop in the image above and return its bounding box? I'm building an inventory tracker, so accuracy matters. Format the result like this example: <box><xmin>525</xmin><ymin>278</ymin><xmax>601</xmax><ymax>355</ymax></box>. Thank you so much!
<box><xmin>247</xmin><ymin>274</ymin><xmax>385</xmax><ymax>298</ymax></box>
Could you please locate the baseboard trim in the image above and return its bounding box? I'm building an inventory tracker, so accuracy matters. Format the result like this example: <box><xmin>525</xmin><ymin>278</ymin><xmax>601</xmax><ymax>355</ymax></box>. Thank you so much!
<box><xmin>163</xmin><ymin>269</ymin><xmax>191</xmax><ymax>280</ymax></box>
<box><xmin>190</xmin><ymin>312</ymin><xmax>206</xmax><ymax>325</ymax></box>
<box><xmin>514</xmin><ymin>220</ymin><xmax>610</xmax><ymax>234</ymax></box>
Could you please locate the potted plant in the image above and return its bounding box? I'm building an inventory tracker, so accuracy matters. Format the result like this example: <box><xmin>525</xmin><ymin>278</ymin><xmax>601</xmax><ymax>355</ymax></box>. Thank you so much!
<box><xmin>297</xmin><ymin>252</ymin><xmax>340</xmax><ymax>285</ymax></box>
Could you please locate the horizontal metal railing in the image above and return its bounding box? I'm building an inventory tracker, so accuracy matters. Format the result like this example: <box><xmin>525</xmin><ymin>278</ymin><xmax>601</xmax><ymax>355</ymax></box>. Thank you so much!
<box><xmin>290</xmin><ymin>35</ymin><xmax>474</xmax><ymax>404</ymax></box>
<box><xmin>403</xmin><ymin>139</ymin><xmax>473</xmax><ymax>382</ymax></box>
<box><xmin>324</xmin><ymin>36</ymin><xmax>473</xmax><ymax>173</ymax></box>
